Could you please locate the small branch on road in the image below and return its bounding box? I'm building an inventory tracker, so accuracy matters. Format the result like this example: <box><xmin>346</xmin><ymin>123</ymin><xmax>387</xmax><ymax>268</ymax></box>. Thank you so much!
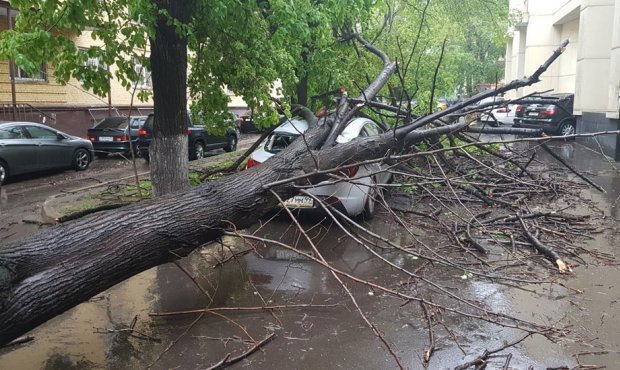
<box><xmin>205</xmin><ymin>333</ymin><xmax>276</xmax><ymax>370</ymax></box>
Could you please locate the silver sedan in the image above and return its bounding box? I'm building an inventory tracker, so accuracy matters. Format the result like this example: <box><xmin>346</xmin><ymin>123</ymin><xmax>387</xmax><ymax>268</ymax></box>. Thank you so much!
<box><xmin>0</xmin><ymin>121</ymin><xmax>94</xmax><ymax>184</ymax></box>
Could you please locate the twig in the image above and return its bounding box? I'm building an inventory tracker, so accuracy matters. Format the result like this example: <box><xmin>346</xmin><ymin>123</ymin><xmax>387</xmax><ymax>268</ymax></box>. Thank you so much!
<box><xmin>148</xmin><ymin>313</ymin><xmax>204</xmax><ymax>367</ymax></box>
<box><xmin>540</xmin><ymin>142</ymin><xmax>604</xmax><ymax>192</ymax></box>
<box><xmin>1</xmin><ymin>335</ymin><xmax>34</xmax><ymax>348</ymax></box>
<box><xmin>421</xmin><ymin>302</ymin><xmax>435</xmax><ymax>368</ymax></box>
<box><xmin>454</xmin><ymin>332</ymin><xmax>536</xmax><ymax>370</ymax></box>
<box><xmin>149</xmin><ymin>303</ymin><xmax>343</xmax><ymax>317</ymax></box>
<box><xmin>205</xmin><ymin>333</ymin><xmax>276</xmax><ymax>370</ymax></box>
<box><xmin>517</xmin><ymin>214</ymin><xmax>571</xmax><ymax>273</ymax></box>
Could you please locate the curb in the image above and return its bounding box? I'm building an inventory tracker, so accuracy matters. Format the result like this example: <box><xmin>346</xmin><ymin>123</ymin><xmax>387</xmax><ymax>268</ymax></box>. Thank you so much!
<box><xmin>41</xmin><ymin>149</ymin><xmax>249</xmax><ymax>224</ymax></box>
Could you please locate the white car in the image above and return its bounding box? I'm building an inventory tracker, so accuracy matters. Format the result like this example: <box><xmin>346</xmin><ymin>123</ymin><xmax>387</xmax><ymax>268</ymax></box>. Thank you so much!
<box><xmin>247</xmin><ymin>117</ymin><xmax>392</xmax><ymax>218</ymax></box>
<box><xmin>476</xmin><ymin>96</ymin><xmax>516</xmax><ymax>126</ymax></box>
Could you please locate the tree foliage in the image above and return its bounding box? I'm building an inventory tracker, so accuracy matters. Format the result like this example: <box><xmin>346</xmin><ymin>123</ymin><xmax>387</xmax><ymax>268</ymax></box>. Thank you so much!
<box><xmin>0</xmin><ymin>0</ymin><xmax>507</xmax><ymax>131</ymax></box>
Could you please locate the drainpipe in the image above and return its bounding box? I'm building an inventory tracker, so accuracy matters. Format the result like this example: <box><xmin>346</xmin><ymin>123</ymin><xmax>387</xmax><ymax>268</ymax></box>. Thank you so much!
<box><xmin>7</xmin><ymin>8</ymin><xmax>17</xmax><ymax>120</ymax></box>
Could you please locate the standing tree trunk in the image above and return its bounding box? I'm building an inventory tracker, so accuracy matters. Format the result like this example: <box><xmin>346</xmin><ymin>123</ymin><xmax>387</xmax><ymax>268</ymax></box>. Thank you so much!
<box><xmin>295</xmin><ymin>48</ymin><xmax>309</xmax><ymax>107</ymax></box>
<box><xmin>149</xmin><ymin>0</ymin><xmax>195</xmax><ymax>196</ymax></box>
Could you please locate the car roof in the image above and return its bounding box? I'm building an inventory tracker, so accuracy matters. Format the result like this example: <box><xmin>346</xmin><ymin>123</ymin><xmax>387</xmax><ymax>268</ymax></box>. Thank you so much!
<box><xmin>337</xmin><ymin>117</ymin><xmax>377</xmax><ymax>143</ymax></box>
<box><xmin>272</xmin><ymin>117</ymin><xmax>382</xmax><ymax>141</ymax></box>
<box><xmin>543</xmin><ymin>93</ymin><xmax>573</xmax><ymax>98</ymax></box>
<box><xmin>478</xmin><ymin>96</ymin><xmax>505</xmax><ymax>104</ymax></box>
<box><xmin>0</xmin><ymin>121</ymin><xmax>51</xmax><ymax>128</ymax></box>
<box><xmin>273</xmin><ymin>119</ymin><xmax>309</xmax><ymax>134</ymax></box>
<box><xmin>0</xmin><ymin>121</ymin><xmax>41</xmax><ymax>125</ymax></box>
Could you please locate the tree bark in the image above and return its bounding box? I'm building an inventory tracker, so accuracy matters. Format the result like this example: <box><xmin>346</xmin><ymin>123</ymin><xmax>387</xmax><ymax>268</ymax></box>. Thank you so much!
<box><xmin>149</xmin><ymin>0</ymin><xmax>195</xmax><ymax>196</ymax></box>
<box><xmin>294</xmin><ymin>49</ymin><xmax>309</xmax><ymax>107</ymax></box>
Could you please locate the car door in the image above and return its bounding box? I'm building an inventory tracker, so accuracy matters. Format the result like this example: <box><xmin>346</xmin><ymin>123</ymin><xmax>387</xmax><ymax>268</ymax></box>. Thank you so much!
<box><xmin>23</xmin><ymin>125</ymin><xmax>73</xmax><ymax>170</ymax></box>
<box><xmin>203</xmin><ymin>122</ymin><xmax>228</xmax><ymax>149</ymax></box>
<box><xmin>0</xmin><ymin>125</ymin><xmax>37</xmax><ymax>175</ymax></box>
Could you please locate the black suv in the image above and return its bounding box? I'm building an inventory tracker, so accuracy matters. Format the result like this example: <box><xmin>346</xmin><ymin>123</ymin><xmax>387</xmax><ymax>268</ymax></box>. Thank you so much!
<box><xmin>513</xmin><ymin>93</ymin><xmax>576</xmax><ymax>136</ymax></box>
<box><xmin>137</xmin><ymin>113</ymin><xmax>239</xmax><ymax>162</ymax></box>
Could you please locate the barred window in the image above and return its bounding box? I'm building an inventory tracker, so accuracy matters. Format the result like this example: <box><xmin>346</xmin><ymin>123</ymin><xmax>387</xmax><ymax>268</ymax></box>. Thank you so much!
<box><xmin>132</xmin><ymin>58</ymin><xmax>152</xmax><ymax>90</ymax></box>
<box><xmin>15</xmin><ymin>63</ymin><xmax>47</xmax><ymax>82</ymax></box>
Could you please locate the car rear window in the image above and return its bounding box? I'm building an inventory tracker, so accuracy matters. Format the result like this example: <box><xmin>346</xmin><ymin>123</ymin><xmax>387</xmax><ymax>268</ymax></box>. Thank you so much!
<box><xmin>265</xmin><ymin>133</ymin><xmax>299</xmax><ymax>154</ymax></box>
<box><xmin>95</xmin><ymin>117</ymin><xmax>129</xmax><ymax>129</ymax></box>
<box><xmin>130</xmin><ymin>117</ymin><xmax>146</xmax><ymax>129</ymax></box>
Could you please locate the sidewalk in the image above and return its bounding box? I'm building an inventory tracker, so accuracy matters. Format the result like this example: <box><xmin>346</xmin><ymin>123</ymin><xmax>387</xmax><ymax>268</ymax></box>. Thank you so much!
<box><xmin>42</xmin><ymin>149</ymin><xmax>246</xmax><ymax>223</ymax></box>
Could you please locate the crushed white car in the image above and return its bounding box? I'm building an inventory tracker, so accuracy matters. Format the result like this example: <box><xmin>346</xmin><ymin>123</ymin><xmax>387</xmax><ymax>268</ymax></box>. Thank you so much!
<box><xmin>247</xmin><ymin>117</ymin><xmax>392</xmax><ymax>218</ymax></box>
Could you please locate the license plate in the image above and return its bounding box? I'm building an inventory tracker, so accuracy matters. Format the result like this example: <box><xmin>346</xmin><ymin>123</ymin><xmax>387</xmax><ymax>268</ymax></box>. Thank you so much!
<box><xmin>98</xmin><ymin>136</ymin><xmax>113</xmax><ymax>142</ymax></box>
<box><xmin>528</xmin><ymin>112</ymin><xmax>539</xmax><ymax>117</ymax></box>
<box><xmin>283</xmin><ymin>195</ymin><xmax>314</xmax><ymax>208</ymax></box>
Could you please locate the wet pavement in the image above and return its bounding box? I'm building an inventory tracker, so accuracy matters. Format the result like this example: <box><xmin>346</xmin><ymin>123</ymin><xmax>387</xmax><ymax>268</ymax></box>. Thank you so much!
<box><xmin>0</xmin><ymin>137</ymin><xmax>619</xmax><ymax>369</ymax></box>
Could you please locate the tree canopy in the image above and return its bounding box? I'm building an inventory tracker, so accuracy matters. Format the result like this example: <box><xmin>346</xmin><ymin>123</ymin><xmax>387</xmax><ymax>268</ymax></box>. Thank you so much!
<box><xmin>0</xmin><ymin>0</ymin><xmax>508</xmax><ymax>129</ymax></box>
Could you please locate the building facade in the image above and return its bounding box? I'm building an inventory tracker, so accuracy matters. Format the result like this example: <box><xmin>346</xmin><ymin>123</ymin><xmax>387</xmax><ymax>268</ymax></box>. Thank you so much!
<box><xmin>505</xmin><ymin>0</ymin><xmax>620</xmax><ymax>160</ymax></box>
<box><xmin>0</xmin><ymin>2</ymin><xmax>156</xmax><ymax>138</ymax></box>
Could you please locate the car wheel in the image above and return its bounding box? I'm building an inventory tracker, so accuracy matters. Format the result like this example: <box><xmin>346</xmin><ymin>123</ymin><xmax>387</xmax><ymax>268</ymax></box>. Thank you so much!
<box><xmin>224</xmin><ymin>135</ymin><xmax>238</xmax><ymax>152</ymax></box>
<box><xmin>73</xmin><ymin>148</ymin><xmax>91</xmax><ymax>171</ymax></box>
<box><xmin>0</xmin><ymin>161</ymin><xmax>8</xmax><ymax>185</ymax></box>
<box><xmin>361</xmin><ymin>178</ymin><xmax>381</xmax><ymax>220</ymax></box>
<box><xmin>95</xmin><ymin>152</ymin><xmax>109</xmax><ymax>159</ymax></box>
<box><xmin>193</xmin><ymin>141</ymin><xmax>205</xmax><ymax>160</ymax></box>
<box><xmin>559</xmin><ymin>121</ymin><xmax>576</xmax><ymax>137</ymax></box>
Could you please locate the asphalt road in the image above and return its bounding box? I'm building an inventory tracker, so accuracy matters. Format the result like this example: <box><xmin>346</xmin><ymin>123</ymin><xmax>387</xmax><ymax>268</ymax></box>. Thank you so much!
<box><xmin>0</xmin><ymin>133</ymin><xmax>261</xmax><ymax>244</ymax></box>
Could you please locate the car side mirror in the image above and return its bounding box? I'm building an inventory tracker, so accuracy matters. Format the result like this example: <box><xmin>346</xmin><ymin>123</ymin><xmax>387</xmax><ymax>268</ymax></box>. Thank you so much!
<box><xmin>56</xmin><ymin>133</ymin><xmax>65</xmax><ymax>140</ymax></box>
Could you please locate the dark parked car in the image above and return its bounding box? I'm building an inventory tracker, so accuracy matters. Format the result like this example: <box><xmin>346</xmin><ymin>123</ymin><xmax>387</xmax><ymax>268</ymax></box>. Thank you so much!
<box><xmin>137</xmin><ymin>113</ymin><xmax>239</xmax><ymax>162</ymax></box>
<box><xmin>239</xmin><ymin>114</ymin><xmax>267</xmax><ymax>134</ymax></box>
<box><xmin>0</xmin><ymin>121</ymin><xmax>94</xmax><ymax>184</ymax></box>
<box><xmin>513</xmin><ymin>93</ymin><xmax>576</xmax><ymax>136</ymax></box>
<box><xmin>87</xmin><ymin>116</ymin><xmax>147</xmax><ymax>158</ymax></box>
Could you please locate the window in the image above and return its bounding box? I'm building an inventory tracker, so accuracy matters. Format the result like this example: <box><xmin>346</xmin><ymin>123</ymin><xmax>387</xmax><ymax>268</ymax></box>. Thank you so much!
<box><xmin>15</xmin><ymin>63</ymin><xmax>47</xmax><ymax>82</ymax></box>
<box><xmin>78</xmin><ymin>49</ymin><xmax>108</xmax><ymax>87</ymax></box>
<box><xmin>133</xmin><ymin>58</ymin><xmax>152</xmax><ymax>89</ymax></box>
<box><xmin>84</xmin><ymin>56</ymin><xmax>106</xmax><ymax>70</ymax></box>
<box><xmin>362</xmin><ymin>121</ymin><xmax>383</xmax><ymax>136</ymax></box>
<box><xmin>81</xmin><ymin>48</ymin><xmax>108</xmax><ymax>72</ymax></box>
<box><xmin>24</xmin><ymin>125</ymin><xmax>58</xmax><ymax>139</ymax></box>
<box><xmin>130</xmin><ymin>117</ymin><xmax>146</xmax><ymax>129</ymax></box>
<box><xmin>265</xmin><ymin>133</ymin><xmax>299</xmax><ymax>154</ymax></box>
<box><xmin>223</xmin><ymin>86</ymin><xmax>235</xmax><ymax>96</ymax></box>
<box><xmin>0</xmin><ymin>126</ymin><xmax>26</xmax><ymax>140</ymax></box>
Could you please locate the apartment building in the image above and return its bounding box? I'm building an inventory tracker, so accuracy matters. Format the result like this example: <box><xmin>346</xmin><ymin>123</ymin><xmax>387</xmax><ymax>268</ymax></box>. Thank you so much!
<box><xmin>505</xmin><ymin>0</ymin><xmax>620</xmax><ymax>160</ymax></box>
<box><xmin>0</xmin><ymin>1</ymin><xmax>155</xmax><ymax>137</ymax></box>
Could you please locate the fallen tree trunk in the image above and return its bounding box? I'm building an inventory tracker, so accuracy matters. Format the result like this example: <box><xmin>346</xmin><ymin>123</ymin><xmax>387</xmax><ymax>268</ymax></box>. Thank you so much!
<box><xmin>0</xmin><ymin>38</ymin><xmax>569</xmax><ymax>345</ymax></box>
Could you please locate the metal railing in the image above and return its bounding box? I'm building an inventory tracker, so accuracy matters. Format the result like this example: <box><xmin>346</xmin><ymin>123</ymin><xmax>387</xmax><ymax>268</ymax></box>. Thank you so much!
<box><xmin>0</xmin><ymin>104</ymin><xmax>57</xmax><ymax>125</ymax></box>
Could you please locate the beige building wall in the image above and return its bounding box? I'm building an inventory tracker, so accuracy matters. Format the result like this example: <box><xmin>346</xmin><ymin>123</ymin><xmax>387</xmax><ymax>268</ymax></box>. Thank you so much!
<box><xmin>521</xmin><ymin>0</ymin><xmax>565</xmax><ymax>95</ymax></box>
<box><xmin>69</xmin><ymin>31</ymin><xmax>154</xmax><ymax>108</ymax></box>
<box><xmin>608</xmin><ymin>0</ymin><xmax>620</xmax><ymax>119</ymax></box>
<box><xmin>506</xmin><ymin>0</ymin><xmax>620</xmax><ymax>160</ymax></box>
<box><xmin>574</xmin><ymin>0</ymin><xmax>614</xmax><ymax>114</ymax></box>
<box><xmin>0</xmin><ymin>9</ymin><xmax>154</xmax><ymax>110</ymax></box>
<box><xmin>506</xmin><ymin>0</ymin><xmax>619</xmax><ymax>115</ymax></box>
<box><xmin>557</xmin><ymin>18</ymin><xmax>579</xmax><ymax>94</ymax></box>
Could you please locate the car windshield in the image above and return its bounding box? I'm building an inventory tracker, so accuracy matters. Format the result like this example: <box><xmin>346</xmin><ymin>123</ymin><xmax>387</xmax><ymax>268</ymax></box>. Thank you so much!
<box><xmin>95</xmin><ymin>117</ymin><xmax>129</xmax><ymax>129</ymax></box>
<box><xmin>264</xmin><ymin>133</ymin><xmax>299</xmax><ymax>154</ymax></box>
